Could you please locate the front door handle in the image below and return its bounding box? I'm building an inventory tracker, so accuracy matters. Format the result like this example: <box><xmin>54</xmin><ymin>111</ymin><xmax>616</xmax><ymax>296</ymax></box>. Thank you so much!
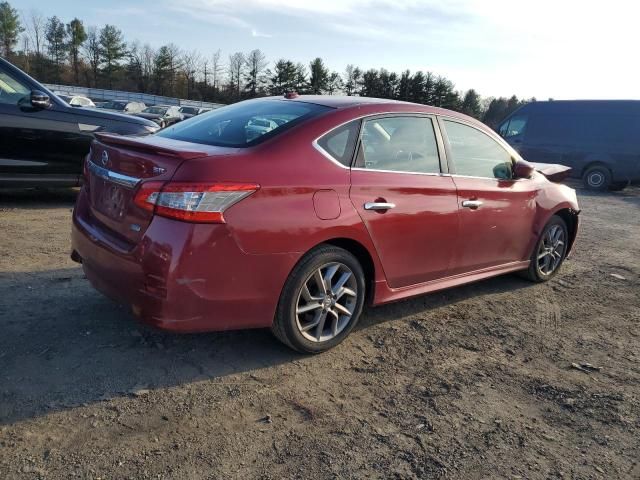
<box><xmin>462</xmin><ymin>200</ymin><xmax>483</xmax><ymax>209</ymax></box>
<box><xmin>364</xmin><ymin>202</ymin><xmax>396</xmax><ymax>211</ymax></box>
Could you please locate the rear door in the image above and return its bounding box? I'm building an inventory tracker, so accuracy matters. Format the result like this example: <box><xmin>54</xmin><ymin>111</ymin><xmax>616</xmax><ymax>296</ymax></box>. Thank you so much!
<box><xmin>349</xmin><ymin>115</ymin><xmax>459</xmax><ymax>288</ymax></box>
<box><xmin>441</xmin><ymin>118</ymin><xmax>537</xmax><ymax>274</ymax></box>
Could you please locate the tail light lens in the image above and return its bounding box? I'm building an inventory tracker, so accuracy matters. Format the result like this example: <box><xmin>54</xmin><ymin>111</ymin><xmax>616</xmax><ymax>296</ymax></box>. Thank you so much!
<box><xmin>134</xmin><ymin>182</ymin><xmax>259</xmax><ymax>223</ymax></box>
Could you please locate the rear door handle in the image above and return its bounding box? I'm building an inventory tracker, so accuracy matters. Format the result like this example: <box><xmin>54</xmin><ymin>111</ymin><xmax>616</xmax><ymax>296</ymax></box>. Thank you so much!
<box><xmin>364</xmin><ymin>202</ymin><xmax>396</xmax><ymax>211</ymax></box>
<box><xmin>462</xmin><ymin>200</ymin><xmax>483</xmax><ymax>209</ymax></box>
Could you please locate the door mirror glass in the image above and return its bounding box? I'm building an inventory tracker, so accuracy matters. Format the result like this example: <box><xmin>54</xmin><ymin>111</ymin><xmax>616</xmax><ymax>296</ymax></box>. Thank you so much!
<box><xmin>513</xmin><ymin>159</ymin><xmax>535</xmax><ymax>179</ymax></box>
<box><xmin>30</xmin><ymin>90</ymin><xmax>51</xmax><ymax>109</ymax></box>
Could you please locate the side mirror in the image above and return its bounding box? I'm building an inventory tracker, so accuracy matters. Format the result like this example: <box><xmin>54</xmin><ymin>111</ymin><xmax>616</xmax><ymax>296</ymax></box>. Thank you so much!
<box><xmin>513</xmin><ymin>159</ymin><xmax>535</xmax><ymax>179</ymax></box>
<box><xmin>31</xmin><ymin>90</ymin><xmax>51</xmax><ymax>109</ymax></box>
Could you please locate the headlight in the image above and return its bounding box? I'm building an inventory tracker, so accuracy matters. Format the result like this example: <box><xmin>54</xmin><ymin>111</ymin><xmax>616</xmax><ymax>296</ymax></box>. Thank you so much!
<box><xmin>143</xmin><ymin>124</ymin><xmax>160</xmax><ymax>134</ymax></box>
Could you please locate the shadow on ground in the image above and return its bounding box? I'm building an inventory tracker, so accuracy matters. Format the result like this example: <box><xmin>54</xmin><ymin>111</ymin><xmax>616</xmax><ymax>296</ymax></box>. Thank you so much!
<box><xmin>0</xmin><ymin>264</ymin><xmax>533</xmax><ymax>426</ymax></box>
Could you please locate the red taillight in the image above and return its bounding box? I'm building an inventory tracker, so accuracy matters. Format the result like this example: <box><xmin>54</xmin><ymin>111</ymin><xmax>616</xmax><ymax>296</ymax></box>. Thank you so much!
<box><xmin>133</xmin><ymin>181</ymin><xmax>259</xmax><ymax>223</ymax></box>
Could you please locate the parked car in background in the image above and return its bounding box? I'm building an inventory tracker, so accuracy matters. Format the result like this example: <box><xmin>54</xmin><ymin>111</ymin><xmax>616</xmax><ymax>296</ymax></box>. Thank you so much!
<box><xmin>57</xmin><ymin>94</ymin><xmax>96</xmax><ymax>108</ymax></box>
<box><xmin>72</xmin><ymin>95</ymin><xmax>580</xmax><ymax>353</ymax></box>
<box><xmin>499</xmin><ymin>100</ymin><xmax>640</xmax><ymax>191</ymax></box>
<box><xmin>0</xmin><ymin>57</ymin><xmax>160</xmax><ymax>188</ymax></box>
<box><xmin>245</xmin><ymin>116</ymin><xmax>279</xmax><ymax>141</ymax></box>
<box><xmin>178</xmin><ymin>106</ymin><xmax>209</xmax><ymax>119</ymax></box>
<box><xmin>132</xmin><ymin>105</ymin><xmax>183</xmax><ymax>128</ymax></box>
<box><xmin>97</xmin><ymin>100</ymin><xmax>146</xmax><ymax>114</ymax></box>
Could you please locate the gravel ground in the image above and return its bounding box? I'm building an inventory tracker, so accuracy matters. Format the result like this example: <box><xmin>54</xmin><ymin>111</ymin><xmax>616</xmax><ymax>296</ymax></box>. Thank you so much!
<box><xmin>0</xmin><ymin>183</ymin><xmax>638</xmax><ymax>479</ymax></box>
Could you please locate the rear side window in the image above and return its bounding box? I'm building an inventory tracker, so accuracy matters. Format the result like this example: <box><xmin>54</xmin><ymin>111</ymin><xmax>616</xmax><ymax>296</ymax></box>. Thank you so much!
<box><xmin>444</xmin><ymin>120</ymin><xmax>514</xmax><ymax>180</ymax></box>
<box><xmin>355</xmin><ymin>116</ymin><xmax>441</xmax><ymax>174</ymax></box>
<box><xmin>316</xmin><ymin>120</ymin><xmax>360</xmax><ymax>166</ymax></box>
<box><xmin>158</xmin><ymin>100</ymin><xmax>331</xmax><ymax>147</ymax></box>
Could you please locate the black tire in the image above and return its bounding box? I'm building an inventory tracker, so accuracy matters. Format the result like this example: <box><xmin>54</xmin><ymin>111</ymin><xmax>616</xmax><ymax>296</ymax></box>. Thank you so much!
<box><xmin>520</xmin><ymin>215</ymin><xmax>569</xmax><ymax>282</ymax></box>
<box><xmin>609</xmin><ymin>181</ymin><xmax>628</xmax><ymax>192</ymax></box>
<box><xmin>271</xmin><ymin>245</ymin><xmax>366</xmax><ymax>353</ymax></box>
<box><xmin>583</xmin><ymin>165</ymin><xmax>611</xmax><ymax>191</ymax></box>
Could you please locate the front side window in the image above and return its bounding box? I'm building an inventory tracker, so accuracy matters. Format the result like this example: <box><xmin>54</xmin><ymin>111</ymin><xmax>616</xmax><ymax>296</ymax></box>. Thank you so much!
<box><xmin>0</xmin><ymin>68</ymin><xmax>31</xmax><ymax>106</ymax></box>
<box><xmin>354</xmin><ymin>116</ymin><xmax>441</xmax><ymax>174</ymax></box>
<box><xmin>444</xmin><ymin>120</ymin><xmax>514</xmax><ymax>180</ymax></box>
<box><xmin>500</xmin><ymin>115</ymin><xmax>528</xmax><ymax>138</ymax></box>
<box><xmin>158</xmin><ymin>100</ymin><xmax>331</xmax><ymax>147</ymax></box>
<box><xmin>316</xmin><ymin>120</ymin><xmax>360</xmax><ymax>166</ymax></box>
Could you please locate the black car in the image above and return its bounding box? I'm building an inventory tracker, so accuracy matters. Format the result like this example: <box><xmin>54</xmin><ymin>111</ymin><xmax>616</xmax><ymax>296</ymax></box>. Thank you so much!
<box><xmin>97</xmin><ymin>100</ymin><xmax>146</xmax><ymax>114</ymax></box>
<box><xmin>0</xmin><ymin>57</ymin><xmax>160</xmax><ymax>188</ymax></box>
<box><xmin>499</xmin><ymin>100</ymin><xmax>640</xmax><ymax>191</ymax></box>
<box><xmin>132</xmin><ymin>105</ymin><xmax>183</xmax><ymax>128</ymax></box>
<box><xmin>178</xmin><ymin>106</ymin><xmax>209</xmax><ymax>119</ymax></box>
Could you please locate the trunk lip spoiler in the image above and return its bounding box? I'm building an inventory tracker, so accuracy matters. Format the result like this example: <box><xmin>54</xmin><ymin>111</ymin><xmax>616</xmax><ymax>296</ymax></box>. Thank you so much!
<box><xmin>94</xmin><ymin>132</ymin><xmax>211</xmax><ymax>160</ymax></box>
<box><xmin>87</xmin><ymin>159</ymin><xmax>140</xmax><ymax>189</ymax></box>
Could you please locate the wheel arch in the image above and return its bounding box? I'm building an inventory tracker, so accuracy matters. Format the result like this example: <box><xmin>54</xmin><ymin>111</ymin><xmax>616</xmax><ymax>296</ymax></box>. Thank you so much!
<box><xmin>552</xmin><ymin>207</ymin><xmax>580</xmax><ymax>257</ymax></box>
<box><xmin>314</xmin><ymin>237</ymin><xmax>377</xmax><ymax>305</ymax></box>
<box><xmin>581</xmin><ymin>160</ymin><xmax>611</xmax><ymax>177</ymax></box>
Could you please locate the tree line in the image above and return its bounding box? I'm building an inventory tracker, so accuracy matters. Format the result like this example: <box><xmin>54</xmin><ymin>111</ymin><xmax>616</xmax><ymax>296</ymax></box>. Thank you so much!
<box><xmin>0</xmin><ymin>1</ymin><xmax>532</xmax><ymax>127</ymax></box>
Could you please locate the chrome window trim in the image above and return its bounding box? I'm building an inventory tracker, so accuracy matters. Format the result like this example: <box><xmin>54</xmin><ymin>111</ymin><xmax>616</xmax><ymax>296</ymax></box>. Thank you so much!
<box><xmin>449</xmin><ymin>173</ymin><xmax>527</xmax><ymax>182</ymax></box>
<box><xmin>87</xmin><ymin>160</ymin><xmax>141</xmax><ymax>189</ymax></box>
<box><xmin>312</xmin><ymin>111</ymin><xmax>443</xmax><ymax>171</ymax></box>
<box><xmin>351</xmin><ymin>167</ymin><xmax>445</xmax><ymax>177</ymax></box>
<box><xmin>312</xmin><ymin>138</ymin><xmax>350</xmax><ymax>170</ymax></box>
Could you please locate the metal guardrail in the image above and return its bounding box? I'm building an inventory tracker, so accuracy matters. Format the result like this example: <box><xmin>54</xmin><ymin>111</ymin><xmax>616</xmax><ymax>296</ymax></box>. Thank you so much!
<box><xmin>43</xmin><ymin>83</ymin><xmax>225</xmax><ymax>110</ymax></box>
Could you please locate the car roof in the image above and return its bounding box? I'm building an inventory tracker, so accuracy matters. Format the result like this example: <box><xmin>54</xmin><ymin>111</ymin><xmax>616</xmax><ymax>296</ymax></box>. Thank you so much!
<box><xmin>282</xmin><ymin>95</ymin><xmax>415</xmax><ymax>109</ymax></box>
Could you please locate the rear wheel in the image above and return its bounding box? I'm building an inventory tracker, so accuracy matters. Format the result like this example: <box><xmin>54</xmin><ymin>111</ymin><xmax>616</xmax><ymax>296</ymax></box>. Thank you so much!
<box><xmin>272</xmin><ymin>245</ymin><xmax>366</xmax><ymax>353</ymax></box>
<box><xmin>521</xmin><ymin>215</ymin><xmax>569</xmax><ymax>282</ymax></box>
<box><xmin>583</xmin><ymin>165</ymin><xmax>611</xmax><ymax>191</ymax></box>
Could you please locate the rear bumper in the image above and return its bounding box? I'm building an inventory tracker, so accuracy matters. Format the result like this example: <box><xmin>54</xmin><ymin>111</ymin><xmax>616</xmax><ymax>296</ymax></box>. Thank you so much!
<box><xmin>71</xmin><ymin>191</ymin><xmax>298</xmax><ymax>332</ymax></box>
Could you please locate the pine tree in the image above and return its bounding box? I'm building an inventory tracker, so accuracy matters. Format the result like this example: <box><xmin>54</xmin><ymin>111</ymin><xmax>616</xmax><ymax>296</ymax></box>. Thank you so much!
<box><xmin>45</xmin><ymin>16</ymin><xmax>67</xmax><ymax>82</ymax></box>
<box><xmin>66</xmin><ymin>18</ymin><xmax>86</xmax><ymax>84</ymax></box>
<box><xmin>0</xmin><ymin>1</ymin><xmax>22</xmax><ymax>58</ymax></box>
<box><xmin>461</xmin><ymin>89</ymin><xmax>482</xmax><ymax>118</ymax></box>
<box><xmin>99</xmin><ymin>24</ymin><xmax>127</xmax><ymax>89</ymax></box>
<box><xmin>308</xmin><ymin>57</ymin><xmax>328</xmax><ymax>94</ymax></box>
<box><xmin>244</xmin><ymin>49</ymin><xmax>267</xmax><ymax>97</ymax></box>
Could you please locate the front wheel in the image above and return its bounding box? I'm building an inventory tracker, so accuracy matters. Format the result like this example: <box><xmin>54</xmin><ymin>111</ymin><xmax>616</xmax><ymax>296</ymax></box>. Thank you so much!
<box><xmin>271</xmin><ymin>245</ymin><xmax>366</xmax><ymax>353</ymax></box>
<box><xmin>521</xmin><ymin>215</ymin><xmax>569</xmax><ymax>282</ymax></box>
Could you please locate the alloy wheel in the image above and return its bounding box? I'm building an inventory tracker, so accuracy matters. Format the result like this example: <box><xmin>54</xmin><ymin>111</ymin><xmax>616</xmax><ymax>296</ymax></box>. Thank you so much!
<box><xmin>537</xmin><ymin>225</ymin><xmax>566</xmax><ymax>275</ymax></box>
<box><xmin>295</xmin><ymin>262</ymin><xmax>358</xmax><ymax>343</ymax></box>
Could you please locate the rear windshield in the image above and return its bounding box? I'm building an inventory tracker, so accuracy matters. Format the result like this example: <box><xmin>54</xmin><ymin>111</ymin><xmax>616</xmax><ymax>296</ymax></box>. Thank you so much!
<box><xmin>180</xmin><ymin>106</ymin><xmax>199</xmax><ymax>114</ymax></box>
<box><xmin>157</xmin><ymin>100</ymin><xmax>332</xmax><ymax>147</ymax></box>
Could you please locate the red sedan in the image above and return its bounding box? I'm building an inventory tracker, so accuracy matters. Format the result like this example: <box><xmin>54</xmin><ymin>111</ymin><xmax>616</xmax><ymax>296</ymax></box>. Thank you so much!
<box><xmin>71</xmin><ymin>95</ymin><xmax>580</xmax><ymax>353</ymax></box>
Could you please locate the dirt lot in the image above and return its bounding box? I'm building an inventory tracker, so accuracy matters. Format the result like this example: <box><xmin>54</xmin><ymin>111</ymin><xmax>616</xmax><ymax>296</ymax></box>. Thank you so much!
<box><xmin>0</xmin><ymin>183</ymin><xmax>638</xmax><ymax>480</ymax></box>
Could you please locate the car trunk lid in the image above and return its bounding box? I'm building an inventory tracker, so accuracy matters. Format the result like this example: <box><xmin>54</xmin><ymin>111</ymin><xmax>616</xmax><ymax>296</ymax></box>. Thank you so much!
<box><xmin>85</xmin><ymin>133</ymin><xmax>230</xmax><ymax>246</ymax></box>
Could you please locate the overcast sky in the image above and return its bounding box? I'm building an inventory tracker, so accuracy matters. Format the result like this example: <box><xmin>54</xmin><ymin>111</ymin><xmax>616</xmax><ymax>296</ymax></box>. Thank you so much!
<box><xmin>13</xmin><ymin>0</ymin><xmax>639</xmax><ymax>100</ymax></box>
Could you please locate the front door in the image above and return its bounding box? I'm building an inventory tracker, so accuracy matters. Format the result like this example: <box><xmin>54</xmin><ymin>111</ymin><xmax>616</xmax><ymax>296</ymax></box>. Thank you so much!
<box><xmin>441</xmin><ymin>118</ymin><xmax>538</xmax><ymax>274</ymax></box>
<box><xmin>349</xmin><ymin>115</ymin><xmax>459</xmax><ymax>288</ymax></box>
<box><xmin>0</xmin><ymin>63</ymin><xmax>88</xmax><ymax>182</ymax></box>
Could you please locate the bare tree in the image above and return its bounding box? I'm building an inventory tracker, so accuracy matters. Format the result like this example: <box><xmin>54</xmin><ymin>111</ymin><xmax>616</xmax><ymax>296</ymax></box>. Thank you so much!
<box><xmin>210</xmin><ymin>49</ymin><xmax>223</xmax><ymax>94</ymax></box>
<box><xmin>227</xmin><ymin>51</ymin><xmax>245</xmax><ymax>100</ymax></box>
<box><xmin>142</xmin><ymin>44</ymin><xmax>155</xmax><ymax>90</ymax></box>
<box><xmin>25</xmin><ymin>9</ymin><xmax>45</xmax><ymax>75</ymax></box>
<box><xmin>83</xmin><ymin>26</ymin><xmax>100</xmax><ymax>87</ymax></box>
<box><xmin>180</xmin><ymin>49</ymin><xmax>201</xmax><ymax>99</ymax></box>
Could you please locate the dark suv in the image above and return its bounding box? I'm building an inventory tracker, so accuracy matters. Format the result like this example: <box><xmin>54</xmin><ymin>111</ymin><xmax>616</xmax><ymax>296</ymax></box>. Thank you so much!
<box><xmin>499</xmin><ymin>100</ymin><xmax>640</xmax><ymax>191</ymax></box>
<box><xmin>0</xmin><ymin>58</ymin><xmax>159</xmax><ymax>188</ymax></box>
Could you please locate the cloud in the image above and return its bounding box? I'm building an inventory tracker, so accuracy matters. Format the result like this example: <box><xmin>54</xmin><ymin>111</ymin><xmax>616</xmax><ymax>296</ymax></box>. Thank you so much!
<box><xmin>251</xmin><ymin>29</ymin><xmax>273</xmax><ymax>38</ymax></box>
